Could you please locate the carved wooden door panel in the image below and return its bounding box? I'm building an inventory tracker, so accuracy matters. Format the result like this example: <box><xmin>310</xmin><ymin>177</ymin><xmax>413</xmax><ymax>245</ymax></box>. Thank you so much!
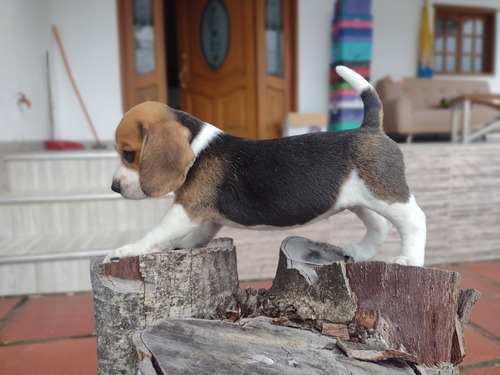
<box><xmin>177</xmin><ymin>0</ymin><xmax>258</xmax><ymax>138</ymax></box>
<box><xmin>118</xmin><ymin>0</ymin><xmax>167</xmax><ymax>112</ymax></box>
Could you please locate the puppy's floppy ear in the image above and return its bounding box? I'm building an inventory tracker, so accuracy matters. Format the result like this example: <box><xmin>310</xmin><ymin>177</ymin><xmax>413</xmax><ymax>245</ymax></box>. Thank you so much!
<box><xmin>139</xmin><ymin>122</ymin><xmax>195</xmax><ymax>197</ymax></box>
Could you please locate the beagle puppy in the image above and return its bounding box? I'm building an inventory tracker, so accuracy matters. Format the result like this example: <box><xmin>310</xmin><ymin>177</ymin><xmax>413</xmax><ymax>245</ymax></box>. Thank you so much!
<box><xmin>105</xmin><ymin>66</ymin><xmax>426</xmax><ymax>266</ymax></box>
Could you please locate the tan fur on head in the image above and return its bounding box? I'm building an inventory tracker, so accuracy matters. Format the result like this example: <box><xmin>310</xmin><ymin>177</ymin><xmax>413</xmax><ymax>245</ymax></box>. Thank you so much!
<box><xmin>140</xmin><ymin>122</ymin><xmax>195</xmax><ymax>197</ymax></box>
<box><xmin>114</xmin><ymin>102</ymin><xmax>195</xmax><ymax>198</ymax></box>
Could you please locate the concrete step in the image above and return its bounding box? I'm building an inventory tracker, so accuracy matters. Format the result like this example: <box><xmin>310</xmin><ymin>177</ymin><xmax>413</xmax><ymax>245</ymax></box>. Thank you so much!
<box><xmin>1</xmin><ymin>149</ymin><xmax>118</xmax><ymax>191</ymax></box>
<box><xmin>0</xmin><ymin>189</ymin><xmax>173</xmax><ymax>237</ymax></box>
<box><xmin>0</xmin><ymin>229</ymin><xmax>151</xmax><ymax>295</ymax></box>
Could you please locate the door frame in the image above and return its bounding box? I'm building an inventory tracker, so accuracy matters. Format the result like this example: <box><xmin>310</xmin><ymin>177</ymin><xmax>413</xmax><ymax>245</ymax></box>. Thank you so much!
<box><xmin>117</xmin><ymin>0</ymin><xmax>167</xmax><ymax>113</ymax></box>
<box><xmin>255</xmin><ymin>0</ymin><xmax>297</xmax><ymax>138</ymax></box>
<box><xmin>117</xmin><ymin>0</ymin><xmax>297</xmax><ymax>119</ymax></box>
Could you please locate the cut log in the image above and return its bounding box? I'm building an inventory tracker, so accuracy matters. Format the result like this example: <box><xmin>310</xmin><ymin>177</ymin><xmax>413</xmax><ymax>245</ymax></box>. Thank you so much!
<box><xmin>345</xmin><ymin>261</ymin><xmax>461</xmax><ymax>367</ymax></box>
<box><xmin>260</xmin><ymin>237</ymin><xmax>475</xmax><ymax>370</ymax></box>
<box><xmin>264</xmin><ymin>236</ymin><xmax>356</xmax><ymax>323</ymax></box>
<box><xmin>451</xmin><ymin>288</ymin><xmax>481</xmax><ymax>364</ymax></box>
<box><xmin>91</xmin><ymin>235</ymin><xmax>479</xmax><ymax>374</ymax></box>
<box><xmin>90</xmin><ymin>238</ymin><xmax>238</xmax><ymax>375</ymax></box>
<box><xmin>133</xmin><ymin>317</ymin><xmax>417</xmax><ymax>375</ymax></box>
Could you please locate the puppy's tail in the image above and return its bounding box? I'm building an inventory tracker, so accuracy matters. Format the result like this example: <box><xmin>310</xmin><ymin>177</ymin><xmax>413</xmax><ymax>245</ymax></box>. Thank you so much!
<box><xmin>335</xmin><ymin>66</ymin><xmax>383</xmax><ymax>131</ymax></box>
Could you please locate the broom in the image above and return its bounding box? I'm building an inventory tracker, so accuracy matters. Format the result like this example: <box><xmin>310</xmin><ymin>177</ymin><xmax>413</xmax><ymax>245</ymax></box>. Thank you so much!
<box><xmin>46</xmin><ymin>25</ymin><xmax>105</xmax><ymax>150</ymax></box>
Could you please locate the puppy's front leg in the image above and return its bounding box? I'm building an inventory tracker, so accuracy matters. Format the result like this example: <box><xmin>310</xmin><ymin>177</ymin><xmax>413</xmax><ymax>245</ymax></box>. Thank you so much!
<box><xmin>104</xmin><ymin>204</ymin><xmax>199</xmax><ymax>262</ymax></box>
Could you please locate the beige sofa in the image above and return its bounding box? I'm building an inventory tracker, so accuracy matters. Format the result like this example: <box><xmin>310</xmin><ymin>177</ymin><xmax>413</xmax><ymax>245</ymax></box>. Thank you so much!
<box><xmin>375</xmin><ymin>76</ymin><xmax>499</xmax><ymax>141</ymax></box>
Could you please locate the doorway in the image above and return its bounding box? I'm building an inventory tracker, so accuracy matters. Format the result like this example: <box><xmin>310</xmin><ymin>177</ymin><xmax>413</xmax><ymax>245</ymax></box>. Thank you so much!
<box><xmin>118</xmin><ymin>0</ymin><xmax>297</xmax><ymax>139</ymax></box>
<box><xmin>164</xmin><ymin>0</ymin><xmax>180</xmax><ymax>110</ymax></box>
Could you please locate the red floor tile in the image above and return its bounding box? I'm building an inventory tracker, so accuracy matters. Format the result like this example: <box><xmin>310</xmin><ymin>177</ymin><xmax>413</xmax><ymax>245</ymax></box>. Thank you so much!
<box><xmin>461</xmin><ymin>326</ymin><xmax>500</xmax><ymax>366</ymax></box>
<box><xmin>239</xmin><ymin>280</ymin><xmax>273</xmax><ymax>290</ymax></box>
<box><xmin>461</xmin><ymin>366</ymin><xmax>500</xmax><ymax>375</ymax></box>
<box><xmin>461</xmin><ymin>262</ymin><xmax>500</xmax><ymax>285</ymax></box>
<box><xmin>0</xmin><ymin>297</ymin><xmax>22</xmax><ymax>321</ymax></box>
<box><xmin>0</xmin><ymin>294</ymin><xmax>94</xmax><ymax>343</ymax></box>
<box><xmin>468</xmin><ymin>298</ymin><xmax>500</xmax><ymax>340</ymax></box>
<box><xmin>0</xmin><ymin>337</ymin><xmax>97</xmax><ymax>375</ymax></box>
<box><xmin>434</xmin><ymin>266</ymin><xmax>500</xmax><ymax>297</ymax></box>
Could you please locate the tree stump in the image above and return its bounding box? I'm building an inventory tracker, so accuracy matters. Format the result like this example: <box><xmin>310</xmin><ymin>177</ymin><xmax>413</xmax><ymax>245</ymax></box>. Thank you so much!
<box><xmin>264</xmin><ymin>236</ymin><xmax>356</xmax><ymax>323</ymax></box>
<box><xmin>256</xmin><ymin>236</ymin><xmax>480</xmax><ymax>373</ymax></box>
<box><xmin>91</xmin><ymin>236</ymin><xmax>480</xmax><ymax>375</ymax></box>
<box><xmin>90</xmin><ymin>238</ymin><xmax>238</xmax><ymax>375</ymax></box>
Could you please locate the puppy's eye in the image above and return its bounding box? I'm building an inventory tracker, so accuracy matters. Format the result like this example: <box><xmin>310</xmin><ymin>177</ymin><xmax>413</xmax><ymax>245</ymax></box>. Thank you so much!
<box><xmin>123</xmin><ymin>150</ymin><xmax>135</xmax><ymax>163</ymax></box>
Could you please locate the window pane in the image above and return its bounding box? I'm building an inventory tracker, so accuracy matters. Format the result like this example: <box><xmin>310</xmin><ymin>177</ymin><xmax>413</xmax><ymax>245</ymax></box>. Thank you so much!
<box><xmin>462</xmin><ymin>56</ymin><xmax>472</xmax><ymax>72</ymax></box>
<box><xmin>266</xmin><ymin>0</ymin><xmax>283</xmax><ymax>77</ymax></box>
<box><xmin>474</xmin><ymin>57</ymin><xmax>483</xmax><ymax>73</ymax></box>
<box><xmin>446</xmin><ymin>19</ymin><xmax>457</xmax><ymax>33</ymax></box>
<box><xmin>200</xmin><ymin>0</ymin><xmax>231</xmax><ymax>69</ymax></box>
<box><xmin>435</xmin><ymin>36</ymin><xmax>443</xmax><ymax>52</ymax></box>
<box><xmin>133</xmin><ymin>0</ymin><xmax>156</xmax><ymax>75</ymax></box>
<box><xmin>462</xmin><ymin>37</ymin><xmax>472</xmax><ymax>53</ymax></box>
<box><xmin>463</xmin><ymin>19</ymin><xmax>474</xmax><ymax>35</ymax></box>
<box><xmin>436</xmin><ymin>18</ymin><xmax>444</xmax><ymax>33</ymax></box>
<box><xmin>446</xmin><ymin>37</ymin><xmax>456</xmax><ymax>53</ymax></box>
<box><xmin>475</xmin><ymin>19</ymin><xmax>484</xmax><ymax>35</ymax></box>
<box><xmin>435</xmin><ymin>55</ymin><xmax>443</xmax><ymax>71</ymax></box>
<box><xmin>434</xmin><ymin>7</ymin><xmax>493</xmax><ymax>75</ymax></box>
<box><xmin>475</xmin><ymin>37</ymin><xmax>483</xmax><ymax>54</ymax></box>
<box><xmin>446</xmin><ymin>56</ymin><xmax>456</xmax><ymax>72</ymax></box>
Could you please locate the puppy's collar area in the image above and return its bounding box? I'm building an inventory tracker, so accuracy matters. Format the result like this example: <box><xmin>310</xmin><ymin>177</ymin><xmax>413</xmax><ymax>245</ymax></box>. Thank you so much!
<box><xmin>190</xmin><ymin>122</ymin><xmax>223</xmax><ymax>156</ymax></box>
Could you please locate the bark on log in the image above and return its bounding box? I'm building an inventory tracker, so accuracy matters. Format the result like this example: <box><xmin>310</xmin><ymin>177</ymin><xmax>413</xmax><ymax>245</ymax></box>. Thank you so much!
<box><xmin>451</xmin><ymin>288</ymin><xmax>481</xmax><ymax>364</ymax></box>
<box><xmin>133</xmin><ymin>317</ymin><xmax>417</xmax><ymax>375</ymax></box>
<box><xmin>91</xmin><ymin>238</ymin><xmax>238</xmax><ymax>375</ymax></box>
<box><xmin>264</xmin><ymin>236</ymin><xmax>356</xmax><ymax>323</ymax></box>
<box><xmin>260</xmin><ymin>237</ymin><xmax>476</xmax><ymax>370</ymax></box>
<box><xmin>92</xmin><ymin>236</ymin><xmax>479</xmax><ymax>374</ymax></box>
<box><xmin>345</xmin><ymin>262</ymin><xmax>461</xmax><ymax>367</ymax></box>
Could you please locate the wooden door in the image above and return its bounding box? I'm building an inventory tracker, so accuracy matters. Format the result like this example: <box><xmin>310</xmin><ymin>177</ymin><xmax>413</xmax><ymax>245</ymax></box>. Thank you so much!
<box><xmin>255</xmin><ymin>0</ymin><xmax>294</xmax><ymax>139</ymax></box>
<box><xmin>118</xmin><ymin>0</ymin><xmax>167</xmax><ymax>112</ymax></box>
<box><xmin>118</xmin><ymin>0</ymin><xmax>296</xmax><ymax>138</ymax></box>
<box><xmin>176</xmin><ymin>0</ymin><xmax>258</xmax><ymax>138</ymax></box>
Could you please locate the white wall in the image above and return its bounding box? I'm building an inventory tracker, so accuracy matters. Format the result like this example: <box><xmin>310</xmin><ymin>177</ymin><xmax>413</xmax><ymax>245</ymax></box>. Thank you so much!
<box><xmin>427</xmin><ymin>0</ymin><xmax>500</xmax><ymax>93</ymax></box>
<box><xmin>298</xmin><ymin>0</ymin><xmax>500</xmax><ymax>113</ymax></box>
<box><xmin>297</xmin><ymin>0</ymin><xmax>335</xmax><ymax>113</ymax></box>
<box><xmin>2</xmin><ymin>0</ymin><xmax>499</xmax><ymax>142</ymax></box>
<box><xmin>371</xmin><ymin>0</ymin><xmax>422</xmax><ymax>84</ymax></box>
<box><xmin>0</xmin><ymin>0</ymin><xmax>122</xmax><ymax>143</ymax></box>
<box><xmin>372</xmin><ymin>0</ymin><xmax>500</xmax><ymax>92</ymax></box>
<box><xmin>0</xmin><ymin>1</ymin><xmax>51</xmax><ymax>142</ymax></box>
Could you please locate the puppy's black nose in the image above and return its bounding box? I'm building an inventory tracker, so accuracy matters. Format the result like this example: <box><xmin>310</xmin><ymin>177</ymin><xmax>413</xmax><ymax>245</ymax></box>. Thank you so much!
<box><xmin>111</xmin><ymin>180</ymin><xmax>121</xmax><ymax>194</ymax></box>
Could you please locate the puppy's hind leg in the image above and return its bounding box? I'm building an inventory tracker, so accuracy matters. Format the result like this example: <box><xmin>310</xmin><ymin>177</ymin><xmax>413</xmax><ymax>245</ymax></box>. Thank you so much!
<box><xmin>377</xmin><ymin>195</ymin><xmax>426</xmax><ymax>266</ymax></box>
<box><xmin>343</xmin><ymin>206</ymin><xmax>391</xmax><ymax>262</ymax></box>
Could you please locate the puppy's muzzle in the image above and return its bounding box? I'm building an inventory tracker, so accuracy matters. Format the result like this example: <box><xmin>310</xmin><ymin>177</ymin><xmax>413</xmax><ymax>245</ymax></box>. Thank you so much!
<box><xmin>111</xmin><ymin>180</ymin><xmax>121</xmax><ymax>194</ymax></box>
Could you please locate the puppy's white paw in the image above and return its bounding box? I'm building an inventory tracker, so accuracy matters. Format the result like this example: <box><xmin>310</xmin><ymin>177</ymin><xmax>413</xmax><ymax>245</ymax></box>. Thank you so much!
<box><xmin>388</xmin><ymin>256</ymin><xmax>423</xmax><ymax>267</ymax></box>
<box><xmin>343</xmin><ymin>243</ymin><xmax>376</xmax><ymax>262</ymax></box>
<box><xmin>103</xmin><ymin>243</ymin><xmax>147</xmax><ymax>263</ymax></box>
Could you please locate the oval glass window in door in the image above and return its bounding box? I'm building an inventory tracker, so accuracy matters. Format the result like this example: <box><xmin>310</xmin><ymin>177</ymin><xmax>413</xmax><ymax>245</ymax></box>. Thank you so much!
<box><xmin>200</xmin><ymin>0</ymin><xmax>230</xmax><ymax>69</ymax></box>
<box><xmin>133</xmin><ymin>0</ymin><xmax>156</xmax><ymax>75</ymax></box>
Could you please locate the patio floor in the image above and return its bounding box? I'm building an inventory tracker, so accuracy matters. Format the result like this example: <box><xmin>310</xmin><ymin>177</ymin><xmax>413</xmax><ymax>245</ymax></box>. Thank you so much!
<box><xmin>0</xmin><ymin>261</ymin><xmax>499</xmax><ymax>374</ymax></box>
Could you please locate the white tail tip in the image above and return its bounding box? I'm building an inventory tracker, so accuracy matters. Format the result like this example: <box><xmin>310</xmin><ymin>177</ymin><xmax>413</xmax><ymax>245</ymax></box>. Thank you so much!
<box><xmin>335</xmin><ymin>66</ymin><xmax>372</xmax><ymax>94</ymax></box>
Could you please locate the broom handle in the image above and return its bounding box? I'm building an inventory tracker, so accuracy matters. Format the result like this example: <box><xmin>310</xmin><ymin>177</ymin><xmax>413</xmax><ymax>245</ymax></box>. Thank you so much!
<box><xmin>52</xmin><ymin>25</ymin><xmax>101</xmax><ymax>144</ymax></box>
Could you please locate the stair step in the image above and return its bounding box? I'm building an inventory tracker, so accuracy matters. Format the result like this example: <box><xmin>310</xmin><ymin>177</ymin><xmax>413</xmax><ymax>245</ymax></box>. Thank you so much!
<box><xmin>0</xmin><ymin>191</ymin><xmax>174</xmax><ymax>237</ymax></box>
<box><xmin>0</xmin><ymin>228</ymin><xmax>152</xmax><ymax>296</ymax></box>
<box><xmin>0</xmin><ymin>187</ymin><xmax>120</xmax><ymax>204</ymax></box>
<box><xmin>0</xmin><ymin>229</ymin><xmax>149</xmax><ymax>262</ymax></box>
<box><xmin>0</xmin><ymin>188</ymin><xmax>174</xmax><ymax>204</ymax></box>
<box><xmin>1</xmin><ymin>149</ymin><xmax>118</xmax><ymax>191</ymax></box>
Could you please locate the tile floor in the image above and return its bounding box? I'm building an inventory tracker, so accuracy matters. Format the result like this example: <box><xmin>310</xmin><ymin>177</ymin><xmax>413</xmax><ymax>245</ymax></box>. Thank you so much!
<box><xmin>0</xmin><ymin>261</ymin><xmax>499</xmax><ymax>375</ymax></box>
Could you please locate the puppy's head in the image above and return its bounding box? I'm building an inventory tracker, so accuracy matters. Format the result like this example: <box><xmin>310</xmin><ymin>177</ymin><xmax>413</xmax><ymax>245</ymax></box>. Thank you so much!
<box><xmin>111</xmin><ymin>102</ymin><xmax>195</xmax><ymax>199</ymax></box>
